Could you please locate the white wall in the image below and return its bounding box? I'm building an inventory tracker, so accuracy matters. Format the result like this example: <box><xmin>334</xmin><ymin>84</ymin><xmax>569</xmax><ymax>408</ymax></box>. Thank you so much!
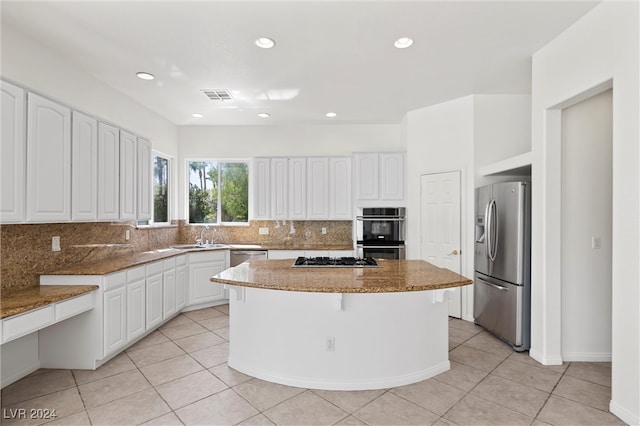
<box><xmin>405</xmin><ymin>96</ymin><xmax>475</xmax><ymax>320</ymax></box>
<box><xmin>177</xmin><ymin>124</ymin><xmax>404</xmax><ymax>219</ymax></box>
<box><xmin>561</xmin><ymin>89</ymin><xmax>613</xmax><ymax>361</ymax></box>
<box><xmin>530</xmin><ymin>2</ymin><xmax>639</xmax><ymax>423</ymax></box>
<box><xmin>1</xmin><ymin>25</ymin><xmax>179</xmax><ymax>157</ymax></box>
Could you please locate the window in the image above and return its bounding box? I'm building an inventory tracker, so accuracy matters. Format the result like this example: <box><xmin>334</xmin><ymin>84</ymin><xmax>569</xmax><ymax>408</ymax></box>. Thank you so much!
<box><xmin>188</xmin><ymin>160</ymin><xmax>249</xmax><ymax>224</ymax></box>
<box><xmin>153</xmin><ymin>154</ymin><xmax>170</xmax><ymax>224</ymax></box>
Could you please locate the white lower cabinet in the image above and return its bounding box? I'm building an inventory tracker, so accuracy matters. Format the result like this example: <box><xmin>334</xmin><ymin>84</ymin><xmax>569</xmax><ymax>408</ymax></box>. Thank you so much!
<box><xmin>188</xmin><ymin>251</ymin><xmax>229</xmax><ymax>306</ymax></box>
<box><xmin>176</xmin><ymin>255</ymin><xmax>188</xmax><ymax>310</ymax></box>
<box><xmin>163</xmin><ymin>258</ymin><xmax>177</xmax><ymax>319</ymax></box>
<box><xmin>146</xmin><ymin>261</ymin><xmax>163</xmax><ymax>330</ymax></box>
<box><xmin>126</xmin><ymin>266</ymin><xmax>146</xmax><ymax>342</ymax></box>
<box><xmin>103</xmin><ymin>271</ymin><xmax>127</xmax><ymax>358</ymax></box>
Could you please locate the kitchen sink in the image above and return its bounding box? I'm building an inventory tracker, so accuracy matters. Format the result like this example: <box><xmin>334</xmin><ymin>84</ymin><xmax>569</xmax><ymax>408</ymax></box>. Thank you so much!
<box><xmin>171</xmin><ymin>244</ymin><xmax>229</xmax><ymax>250</ymax></box>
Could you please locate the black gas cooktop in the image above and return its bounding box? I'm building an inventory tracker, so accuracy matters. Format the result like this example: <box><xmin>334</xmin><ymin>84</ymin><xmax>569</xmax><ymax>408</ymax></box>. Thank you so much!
<box><xmin>292</xmin><ymin>257</ymin><xmax>379</xmax><ymax>268</ymax></box>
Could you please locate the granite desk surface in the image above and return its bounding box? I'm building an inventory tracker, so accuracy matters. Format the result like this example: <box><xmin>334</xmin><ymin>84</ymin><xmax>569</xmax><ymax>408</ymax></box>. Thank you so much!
<box><xmin>1</xmin><ymin>285</ymin><xmax>99</xmax><ymax>319</ymax></box>
<box><xmin>45</xmin><ymin>244</ymin><xmax>353</xmax><ymax>276</ymax></box>
<box><xmin>211</xmin><ymin>259</ymin><xmax>473</xmax><ymax>293</ymax></box>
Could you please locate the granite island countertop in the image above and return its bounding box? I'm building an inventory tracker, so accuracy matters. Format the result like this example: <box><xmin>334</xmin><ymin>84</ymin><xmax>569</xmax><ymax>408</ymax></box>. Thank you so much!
<box><xmin>211</xmin><ymin>259</ymin><xmax>472</xmax><ymax>293</ymax></box>
<box><xmin>1</xmin><ymin>285</ymin><xmax>99</xmax><ymax>319</ymax></box>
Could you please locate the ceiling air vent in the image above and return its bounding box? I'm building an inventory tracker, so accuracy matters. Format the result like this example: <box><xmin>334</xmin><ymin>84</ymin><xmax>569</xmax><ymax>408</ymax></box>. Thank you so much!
<box><xmin>201</xmin><ymin>89</ymin><xmax>233</xmax><ymax>101</ymax></box>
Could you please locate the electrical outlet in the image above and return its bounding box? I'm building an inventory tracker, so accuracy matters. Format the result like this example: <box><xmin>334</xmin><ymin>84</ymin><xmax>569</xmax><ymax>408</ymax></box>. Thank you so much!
<box><xmin>321</xmin><ymin>227</ymin><xmax>327</xmax><ymax>235</ymax></box>
<box><xmin>52</xmin><ymin>236</ymin><xmax>61</xmax><ymax>252</ymax></box>
<box><xmin>592</xmin><ymin>236</ymin><xmax>602</xmax><ymax>249</ymax></box>
<box><xmin>125</xmin><ymin>230</ymin><xmax>131</xmax><ymax>240</ymax></box>
<box><xmin>259</xmin><ymin>227</ymin><xmax>269</xmax><ymax>235</ymax></box>
<box><xmin>326</xmin><ymin>336</ymin><xmax>335</xmax><ymax>352</ymax></box>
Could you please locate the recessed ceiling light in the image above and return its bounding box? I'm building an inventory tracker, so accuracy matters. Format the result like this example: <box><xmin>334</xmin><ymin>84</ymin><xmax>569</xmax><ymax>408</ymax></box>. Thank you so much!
<box><xmin>255</xmin><ymin>37</ymin><xmax>276</xmax><ymax>49</ymax></box>
<box><xmin>136</xmin><ymin>72</ymin><xmax>155</xmax><ymax>80</ymax></box>
<box><xmin>258</xmin><ymin>112</ymin><xmax>271</xmax><ymax>118</ymax></box>
<box><xmin>325</xmin><ymin>112</ymin><xmax>337</xmax><ymax>118</ymax></box>
<box><xmin>394</xmin><ymin>37</ymin><xmax>414</xmax><ymax>49</ymax></box>
<box><xmin>192</xmin><ymin>113</ymin><xmax>204</xmax><ymax>118</ymax></box>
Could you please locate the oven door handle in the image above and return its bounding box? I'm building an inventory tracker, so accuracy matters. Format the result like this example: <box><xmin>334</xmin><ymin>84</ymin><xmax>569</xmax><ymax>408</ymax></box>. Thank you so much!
<box><xmin>356</xmin><ymin>216</ymin><xmax>405</xmax><ymax>221</ymax></box>
<box><xmin>356</xmin><ymin>244</ymin><xmax>405</xmax><ymax>249</ymax></box>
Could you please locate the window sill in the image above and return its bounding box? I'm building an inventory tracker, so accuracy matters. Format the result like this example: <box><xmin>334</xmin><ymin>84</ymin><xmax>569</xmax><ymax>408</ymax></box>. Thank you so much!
<box><xmin>136</xmin><ymin>224</ymin><xmax>179</xmax><ymax>229</ymax></box>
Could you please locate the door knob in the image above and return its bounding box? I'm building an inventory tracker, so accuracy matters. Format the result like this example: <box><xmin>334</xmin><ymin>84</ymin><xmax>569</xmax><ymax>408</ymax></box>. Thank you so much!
<box><xmin>448</xmin><ymin>249</ymin><xmax>459</xmax><ymax>255</ymax></box>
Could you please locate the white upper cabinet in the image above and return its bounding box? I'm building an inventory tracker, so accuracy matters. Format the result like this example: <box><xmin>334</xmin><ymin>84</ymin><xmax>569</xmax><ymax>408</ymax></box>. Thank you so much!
<box><xmin>119</xmin><ymin>130</ymin><xmax>137</xmax><ymax>220</ymax></box>
<box><xmin>271</xmin><ymin>158</ymin><xmax>288</xmax><ymax>220</ymax></box>
<box><xmin>98</xmin><ymin>122</ymin><xmax>119</xmax><ymax>220</ymax></box>
<box><xmin>380</xmin><ymin>153</ymin><xmax>404</xmax><ymax>201</ymax></box>
<box><xmin>354</xmin><ymin>152</ymin><xmax>405</xmax><ymax>205</ymax></box>
<box><xmin>26</xmin><ymin>93</ymin><xmax>71</xmax><ymax>222</ymax></box>
<box><xmin>252</xmin><ymin>158</ymin><xmax>270</xmax><ymax>220</ymax></box>
<box><xmin>288</xmin><ymin>157</ymin><xmax>306</xmax><ymax>220</ymax></box>
<box><xmin>307</xmin><ymin>157</ymin><xmax>329</xmax><ymax>219</ymax></box>
<box><xmin>137</xmin><ymin>138</ymin><xmax>152</xmax><ymax>221</ymax></box>
<box><xmin>1</xmin><ymin>80</ymin><xmax>26</xmax><ymax>223</ymax></box>
<box><xmin>329</xmin><ymin>157</ymin><xmax>352</xmax><ymax>219</ymax></box>
<box><xmin>71</xmin><ymin>111</ymin><xmax>98</xmax><ymax>221</ymax></box>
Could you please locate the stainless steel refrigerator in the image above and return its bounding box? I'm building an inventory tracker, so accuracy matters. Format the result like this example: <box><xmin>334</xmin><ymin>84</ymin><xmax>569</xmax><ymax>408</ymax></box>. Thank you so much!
<box><xmin>474</xmin><ymin>181</ymin><xmax>531</xmax><ymax>351</ymax></box>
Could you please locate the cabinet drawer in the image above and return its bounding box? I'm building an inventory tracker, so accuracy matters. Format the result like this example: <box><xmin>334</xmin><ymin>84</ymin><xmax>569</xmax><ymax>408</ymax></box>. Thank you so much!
<box><xmin>103</xmin><ymin>271</ymin><xmax>126</xmax><ymax>291</ymax></box>
<box><xmin>55</xmin><ymin>292</ymin><xmax>95</xmax><ymax>322</ymax></box>
<box><xmin>3</xmin><ymin>305</ymin><xmax>54</xmax><ymax>343</ymax></box>
<box><xmin>163</xmin><ymin>258</ymin><xmax>176</xmax><ymax>270</ymax></box>
<box><xmin>146</xmin><ymin>261</ymin><xmax>163</xmax><ymax>276</ymax></box>
<box><xmin>127</xmin><ymin>265</ymin><xmax>146</xmax><ymax>282</ymax></box>
<box><xmin>189</xmin><ymin>251</ymin><xmax>226</xmax><ymax>263</ymax></box>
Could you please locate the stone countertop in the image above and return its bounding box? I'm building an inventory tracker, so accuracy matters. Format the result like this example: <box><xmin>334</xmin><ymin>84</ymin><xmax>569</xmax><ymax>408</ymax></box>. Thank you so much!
<box><xmin>211</xmin><ymin>259</ymin><xmax>472</xmax><ymax>293</ymax></box>
<box><xmin>1</xmin><ymin>285</ymin><xmax>99</xmax><ymax>319</ymax></box>
<box><xmin>43</xmin><ymin>244</ymin><xmax>354</xmax><ymax>276</ymax></box>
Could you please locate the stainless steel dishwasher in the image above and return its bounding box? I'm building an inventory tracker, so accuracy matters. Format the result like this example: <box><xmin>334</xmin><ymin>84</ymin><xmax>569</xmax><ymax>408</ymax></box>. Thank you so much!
<box><xmin>230</xmin><ymin>249</ymin><xmax>268</xmax><ymax>267</ymax></box>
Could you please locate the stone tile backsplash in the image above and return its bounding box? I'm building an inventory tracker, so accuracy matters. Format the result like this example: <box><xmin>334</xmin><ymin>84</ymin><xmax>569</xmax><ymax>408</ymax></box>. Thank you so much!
<box><xmin>1</xmin><ymin>220</ymin><xmax>352</xmax><ymax>291</ymax></box>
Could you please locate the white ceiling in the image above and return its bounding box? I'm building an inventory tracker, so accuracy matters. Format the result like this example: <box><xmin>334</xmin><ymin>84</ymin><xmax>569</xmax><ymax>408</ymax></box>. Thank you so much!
<box><xmin>1</xmin><ymin>1</ymin><xmax>599</xmax><ymax>126</ymax></box>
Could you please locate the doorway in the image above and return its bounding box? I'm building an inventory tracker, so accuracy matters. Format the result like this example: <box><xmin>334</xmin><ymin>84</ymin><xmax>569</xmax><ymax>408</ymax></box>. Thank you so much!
<box><xmin>420</xmin><ymin>171</ymin><xmax>462</xmax><ymax>317</ymax></box>
<box><xmin>560</xmin><ymin>89</ymin><xmax>613</xmax><ymax>361</ymax></box>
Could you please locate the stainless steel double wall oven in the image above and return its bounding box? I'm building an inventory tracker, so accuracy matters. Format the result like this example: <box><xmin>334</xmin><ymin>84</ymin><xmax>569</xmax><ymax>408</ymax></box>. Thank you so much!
<box><xmin>356</xmin><ymin>207</ymin><xmax>406</xmax><ymax>259</ymax></box>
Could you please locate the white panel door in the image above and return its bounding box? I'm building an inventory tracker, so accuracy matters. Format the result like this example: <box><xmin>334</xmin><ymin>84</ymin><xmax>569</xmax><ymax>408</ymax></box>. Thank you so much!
<box><xmin>1</xmin><ymin>80</ymin><xmax>26</xmax><ymax>223</ymax></box>
<box><xmin>146</xmin><ymin>273</ymin><xmax>163</xmax><ymax>329</ymax></box>
<box><xmin>98</xmin><ymin>122</ymin><xmax>119</xmax><ymax>220</ymax></box>
<box><xmin>354</xmin><ymin>153</ymin><xmax>379</xmax><ymax>201</ymax></box>
<box><xmin>270</xmin><ymin>158</ymin><xmax>288</xmax><ymax>220</ymax></box>
<box><xmin>119</xmin><ymin>131</ymin><xmax>137</xmax><ymax>220</ymax></box>
<box><xmin>306</xmin><ymin>157</ymin><xmax>329</xmax><ymax>219</ymax></box>
<box><xmin>421</xmin><ymin>171</ymin><xmax>462</xmax><ymax>317</ymax></box>
<box><xmin>72</xmin><ymin>111</ymin><xmax>98</xmax><ymax>221</ymax></box>
<box><xmin>188</xmin><ymin>259</ymin><xmax>226</xmax><ymax>305</ymax></box>
<box><xmin>176</xmin><ymin>264</ymin><xmax>187</xmax><ymax>310</ymax></box>
<box><xmin>380</xmin><ymin>153</ymin><xmax>405</xmax><ymax>201</ymax></box>
<box><xmin>329</xmin><ymin>157</ymin><xmax>352</xmax><ymax>219</ymax></box>
<box><xmin>103</xmin><ymin>284</ymin><xmax>126</xmax><ymax>357</ymax></box>
<box><xmin>26</xmin><ymin>93</ymin><xmax>71</xmax><ymax>222</ymax></box>
<box><xmin>126</xmin><ymin>276</ymin><xmax>146</xmax><ymax>342</ymax></box>
<box><xmin>288</xmin><ymin>158</ymin><xmax>306</xmax><ymax>219</ymax></box>
<box><xmin>252</xmin><ymin>158</ymin><xmax>270</xmax><ymax>219</ymax></box>
<box><xmin>163</xmin><ymin>268</ymin><xmax>177</xmax><ymax>319</ymax></box>
<box><xmin>137</xmin><ymin>138</ymin><xmax>152</xmax><ymax>221</ymax></box>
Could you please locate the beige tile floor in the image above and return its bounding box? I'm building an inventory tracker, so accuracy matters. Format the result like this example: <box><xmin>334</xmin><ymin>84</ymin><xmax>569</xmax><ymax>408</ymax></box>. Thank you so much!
<box><xmin>1</xmin><ymin>304</ymin><xmax>625</xmax><ymax>426</ymax></box>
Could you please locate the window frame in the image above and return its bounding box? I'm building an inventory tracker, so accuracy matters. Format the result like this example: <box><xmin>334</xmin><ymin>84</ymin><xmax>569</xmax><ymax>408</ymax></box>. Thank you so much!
<box><xmin>151</xmin><ymin>150</ymin><xmax>172</xmax><ymax>226</ymax></box>
<box><xmin>185</xmin><ymin>157</ymin><xmax>251</xmax><ymax>226</ymax></box>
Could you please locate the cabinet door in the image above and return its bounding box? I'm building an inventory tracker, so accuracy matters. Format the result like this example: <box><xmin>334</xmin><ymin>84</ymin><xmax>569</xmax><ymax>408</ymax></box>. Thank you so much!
<box><xmin>98</xmin><ymin>122</ymin><xmax>119</xmax><ymax>220</ymax></box>
<box><xmin>176</xmin><ymin>264</ymin><xmax>187</xmax><ymax>310</ymax></box>
<box><xmin>380</xmin><ymin>153</ymin><xmax>404</xmax><ymax>201</ymax></box>
<box><xmin>146</xmin><ymin>273</ymin><xmax>163</xmax><ymax>329</ymax></box>
<box><xmin>103</xmin><ymin>286</ymin><xmax>126</xmax><ymax>357</ymax></box>
<box><xmin>137</xmin><ymin>138</ymin><xmax>152</xmax><ymax>221</ymax></box>
<box><xmin>1</xmin><ymin>81</ymin><xmax>26</xmax><ymax>223</ymax></box>
<box><xmin>26</xmin><ymin>93</ymin><xmax>71</xmax><ymax>222</ymax></box>
<box><xmin>72</xmin><ymin>111</ymin><xmax>98</xmax><ymax>221</ymax></box>
<box><xmin>126</xmin><ymin>277</ymin><xmax>146</xmax><ymax>342</ymax></box>
<box><xmin>188</xmin><ymin>252</ymin><xmax>228</xmax><ymax>305</ymax></box>
<box><xmin>163</xmin><ymin>268</ymin><xmax>177</xmax><ymax>319</ymax></box>
<box><xmin>354</xmin><ymin>153</ymin><xmax>379</xmax><ymax>201</ymax></box>
<box><xmin>288</xmin><ymin>158</ymin><xmax>306</xmax><ymax>220</ymax></box>
<box><xmin>306</xmin><ymin>157</ymin><xmax>329</xmax><ymax>219</ymax></box>
<box><xmin>270</xmin><ymin>158</ymin><xmax>288</xmax><ymax>220</ymax></box>
<box><xmin>252</xmin><ymin>158</ymin><xmax>270</xmax><ymax>219</ymax></box>
<box><xmin>119</xmin><ymin>131</ymin><xmax>137</xmax><ymax>220</ymax></box>
<box><xmin>329</xmin><ymin>157</ymin><xmax>352</xmax><ymax>219</ymax></box>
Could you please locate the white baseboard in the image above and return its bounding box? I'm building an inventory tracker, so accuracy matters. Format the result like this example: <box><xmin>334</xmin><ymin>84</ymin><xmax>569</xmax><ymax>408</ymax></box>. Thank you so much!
<box><xmin>562</xmin><ymin>352</ymin><xmax>612</xmax><ymax>362</ymax></box>
<box><xmin>529</xmin><ymin>348</ymin><xmax>564</xmax><ymax>366</ymax></box>
<box><xmin>609</xmin><ymin>400</ymin><xmax>639</xmax><ymax>426</ymax></box>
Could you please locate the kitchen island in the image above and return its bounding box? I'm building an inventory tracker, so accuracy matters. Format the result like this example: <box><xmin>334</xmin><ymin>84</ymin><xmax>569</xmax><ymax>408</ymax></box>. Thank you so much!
<box><xmin>211</xmin><ymin>258</ymin><xmax>472</xmax><ymax>390</ymax></box>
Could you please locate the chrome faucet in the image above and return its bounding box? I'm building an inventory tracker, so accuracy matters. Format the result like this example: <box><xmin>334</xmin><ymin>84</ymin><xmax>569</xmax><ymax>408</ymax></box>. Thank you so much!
<box><xmin>196</xmin><ymin>225</ymin><xmax>209</xmax><ymax>245</ymax></box>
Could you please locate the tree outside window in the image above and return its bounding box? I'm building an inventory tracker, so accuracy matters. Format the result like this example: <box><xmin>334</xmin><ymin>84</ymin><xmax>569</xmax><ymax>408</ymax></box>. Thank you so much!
<box><xmin>153</xmin><ymin>155</ymin><xmax>169</xmax><ymax>223</ymax></box>
<box><xmin>188</xmin><ymin>160</ymin><xmax>249</xmax><ymax>224</ymax></box>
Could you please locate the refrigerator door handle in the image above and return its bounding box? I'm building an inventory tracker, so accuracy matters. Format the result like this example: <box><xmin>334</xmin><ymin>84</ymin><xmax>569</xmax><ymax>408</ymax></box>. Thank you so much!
<box><xmin>484</xmin><ymin>201</ymin><xmax>492</xmax><ymax>262</ymax></box>
<box><xmin>482</xmin><ymin>280</ymin><xmax>508</xmax><ymax>292</ymax></box>
<box><xmin>488</xmin><ymin>199</ymin><xmax>498</xmax><ymax>262</ymax></box>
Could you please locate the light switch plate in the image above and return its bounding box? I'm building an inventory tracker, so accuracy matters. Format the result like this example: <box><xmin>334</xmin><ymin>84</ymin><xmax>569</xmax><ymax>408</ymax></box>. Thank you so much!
<box><xmin>592</xmin><ymin>236</ymin><xmax>602</xmax><ymax>249</ymax></box>
<box><xmin>52</xmin><ymin>236</ymin><xmax>61</xmax><ymax>252</ymax></box>
<box><xmin>259</xmin><ymin>227</ymin><xmax>269</xmax><ymax>235</ymax></box>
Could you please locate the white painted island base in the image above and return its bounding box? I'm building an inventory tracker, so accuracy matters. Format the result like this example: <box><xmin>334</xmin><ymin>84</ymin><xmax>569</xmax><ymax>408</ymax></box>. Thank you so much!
<box><xmin>226</xmin><ymin>285</ymin><xmax>451</xmax><ymax>390</ymax></box>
